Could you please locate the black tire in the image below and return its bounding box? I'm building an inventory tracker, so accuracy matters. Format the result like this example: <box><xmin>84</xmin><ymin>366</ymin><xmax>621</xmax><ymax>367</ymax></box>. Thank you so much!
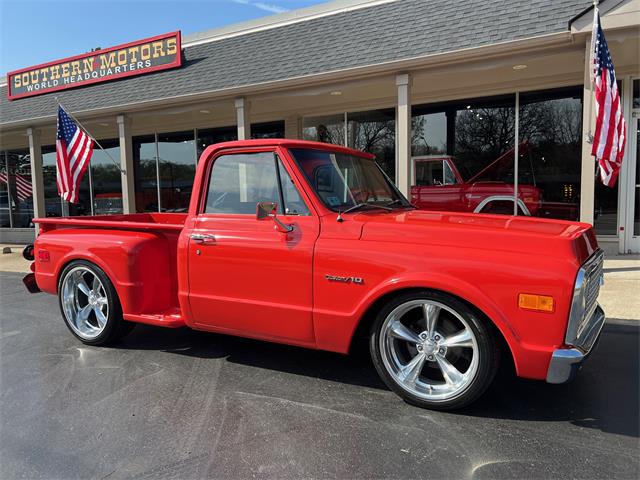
<box><xmin>58</xmin><ymin>260</ymin><xmax>135</xmax><ymax>346</ymax></box>
<box><xmin>369</xmin><ymin>290</ymin><xmax>500</xmax><ymax>410</ymax></box>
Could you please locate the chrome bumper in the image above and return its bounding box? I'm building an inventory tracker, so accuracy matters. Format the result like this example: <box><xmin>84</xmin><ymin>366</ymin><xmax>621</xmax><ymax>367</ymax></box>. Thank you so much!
<box><xmin>546</xmin><ymin>304</ymin><xmax>606</xmax><ymax>384</ymax></box>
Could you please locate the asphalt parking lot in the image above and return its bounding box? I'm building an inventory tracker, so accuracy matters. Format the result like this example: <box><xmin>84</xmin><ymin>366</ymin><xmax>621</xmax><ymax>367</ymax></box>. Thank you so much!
<box><xmin>1</xmin><ymin>270</ymin><xmax>639</xmax><ymax>479</ymax></box>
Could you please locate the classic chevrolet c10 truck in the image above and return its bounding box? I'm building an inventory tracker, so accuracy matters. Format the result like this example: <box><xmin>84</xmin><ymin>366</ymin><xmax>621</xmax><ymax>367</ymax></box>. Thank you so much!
<box><xmin>23</xmin><ymin>139</ymin><xmax>606</xmax><ymax>410</ymax></box>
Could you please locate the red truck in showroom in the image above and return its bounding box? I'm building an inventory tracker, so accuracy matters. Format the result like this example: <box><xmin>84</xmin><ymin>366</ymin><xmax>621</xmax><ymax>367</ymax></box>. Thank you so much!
<box><xmin>23</xmin><ymin>139</ymin><xmax>605</xmax><ymax>410</ymax></box>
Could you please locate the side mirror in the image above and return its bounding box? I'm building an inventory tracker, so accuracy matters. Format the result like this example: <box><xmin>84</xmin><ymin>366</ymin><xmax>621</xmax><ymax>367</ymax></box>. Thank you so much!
<box><xmin>257</xmin><ymin>201</ymin><xmax>277</xmax><ymax>220</ymax></box>
<box><xmin>256</xmin><ymin>202</ymin><xmax>294</xmax><ymax>233</ymax></box>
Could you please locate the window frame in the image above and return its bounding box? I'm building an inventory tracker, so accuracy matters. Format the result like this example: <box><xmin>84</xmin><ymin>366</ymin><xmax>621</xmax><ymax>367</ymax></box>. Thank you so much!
<box><xmin>198</xmin><ymin>147</ymin><xmax>312</xmax><ymax>217</ymax></box>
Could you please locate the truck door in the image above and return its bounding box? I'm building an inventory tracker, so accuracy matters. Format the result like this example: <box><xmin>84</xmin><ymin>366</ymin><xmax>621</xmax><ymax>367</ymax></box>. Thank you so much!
<box><xmin>187</xmin><ymin>149</ymin><xmax>319</xmax><ymax>344</ymax></box>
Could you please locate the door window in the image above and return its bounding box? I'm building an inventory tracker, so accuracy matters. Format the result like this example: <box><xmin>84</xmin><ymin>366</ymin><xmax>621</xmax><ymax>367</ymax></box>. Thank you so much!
<box><xmin>204</xmin><ymin>152</ymin><xmax>309</xmax><ymax>215</ymax></box>
<box><xmin>415</xmin><ymin>160</ymin><xmax>457</xmax><ymax>186</ymax></box>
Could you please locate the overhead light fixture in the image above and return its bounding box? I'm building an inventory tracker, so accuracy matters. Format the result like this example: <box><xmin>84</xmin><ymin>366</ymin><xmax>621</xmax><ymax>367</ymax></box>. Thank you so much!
<box><xmin>512</xmin><ymin>64</ymin><xmax>528</xmax><ymax>70</ymax></box>
<box><xmin>99</xmin><ymin>123</ymin><xmax>109</xmax><ymax>127</ymax></box>
<box><xmin>330</xmin><ymin>91</ymin><xmax>342</xmax><ymax>96</ymax></box>
<box><xmin>199</xmin><ymin>109</ymin><xmax>211</xmax><ymax>114</ymax></box>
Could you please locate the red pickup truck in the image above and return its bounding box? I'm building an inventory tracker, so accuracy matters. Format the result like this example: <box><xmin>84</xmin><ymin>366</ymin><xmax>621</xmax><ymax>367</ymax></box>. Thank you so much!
<box><xmin>411</xmin><ymin>148</ymin><xmax>542</xmax><ymax>216</ymax></box>
<box><xmin>23</xmin><ymin>139</ymin><xmax>605</xmax><ymax>410</ymax></box>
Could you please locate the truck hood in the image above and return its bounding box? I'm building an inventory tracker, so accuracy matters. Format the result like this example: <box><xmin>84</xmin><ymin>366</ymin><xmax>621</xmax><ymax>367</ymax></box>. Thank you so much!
<box><xmin>357</xmin><ymin>209</ymin><xmax>598</xmax><ymax>264</ymax></box>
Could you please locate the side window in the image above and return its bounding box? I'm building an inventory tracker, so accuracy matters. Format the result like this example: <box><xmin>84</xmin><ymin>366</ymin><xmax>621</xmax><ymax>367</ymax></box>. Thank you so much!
<box><xmin>277</xmin><ymin>159</ymin><xmax>310</xmax><ymax>216</ymax></box>
<box><xmin>205</xmin><ymin>152</ymin><xmax>279</xmax><ymax>214</ymax></box>
<box><xmin>443</xmin><ymin>161</ymin><xmax>457</xmax><ymax>185</ymax></box>
<box><xmin>415</xmin><ymin>160</ymin><xmax>444</xmax><ymax>186</ymax></box>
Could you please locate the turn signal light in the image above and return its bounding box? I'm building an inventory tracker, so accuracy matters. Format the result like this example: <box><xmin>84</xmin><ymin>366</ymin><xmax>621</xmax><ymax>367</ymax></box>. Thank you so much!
<box><xmin>38</xmin><ymin>250</ymin><xmax>50</xmax><ymax>263</ymax></box>
<box><xmin>518</xmin><ymin>293</ymin><xmax>554</xmax><ymax>313</ymax></box>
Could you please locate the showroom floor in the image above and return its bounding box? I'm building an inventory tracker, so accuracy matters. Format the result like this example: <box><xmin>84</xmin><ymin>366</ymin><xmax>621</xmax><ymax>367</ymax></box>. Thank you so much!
<box><xmin>0</xmin><ymin>269</ymin><xmax>638</xmax><ymax>479</ymax></box>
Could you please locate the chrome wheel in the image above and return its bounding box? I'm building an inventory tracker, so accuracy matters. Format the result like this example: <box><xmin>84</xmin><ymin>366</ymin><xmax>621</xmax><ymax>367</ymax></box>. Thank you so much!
<box><xmin>379</xmin><ymin>299</ymin><xmax>479</xmax><ymax>402</ymax></box>
<box><xmin>61</xmin><ymin>266</ymin><xmax>110</xmax><ymax>340</ymax></box>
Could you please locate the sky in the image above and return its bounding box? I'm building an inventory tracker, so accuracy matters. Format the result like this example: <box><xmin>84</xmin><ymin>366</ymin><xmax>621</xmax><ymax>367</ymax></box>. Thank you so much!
<box><xmin>0</xmin><ymin>0</ymin><xmax>326</xmax><ymax>75</ymax></box>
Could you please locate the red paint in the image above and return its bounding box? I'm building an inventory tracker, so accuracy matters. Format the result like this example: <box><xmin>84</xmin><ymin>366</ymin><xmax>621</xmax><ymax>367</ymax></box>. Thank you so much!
<box><xmin>32</xmin><ymin>139</ymin><xmax>599</xmax><ymax>381</ymax></box>
<box><xmin>7</xmin><ymin>31</ymin><xmax>182</xmax><ymax>100</ymax></box>
<box><xmin>410</xmin><ymin>154</ymin><xmax>542</xmax><ymax>215</ymax></box>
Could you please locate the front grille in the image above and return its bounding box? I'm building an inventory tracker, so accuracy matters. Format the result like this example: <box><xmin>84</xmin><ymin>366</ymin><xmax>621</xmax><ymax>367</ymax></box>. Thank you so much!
<box><xmin>576</xmin><ymin>250</ymin><xmax>604</xmax><ymax>339</ymax></box>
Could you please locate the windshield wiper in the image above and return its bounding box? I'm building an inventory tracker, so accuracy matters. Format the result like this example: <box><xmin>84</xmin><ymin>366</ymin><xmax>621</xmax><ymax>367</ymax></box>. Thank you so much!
<box><xmin>384</xmin><ymin>199</ymin><xmax>416</xmax><ymax>209</ymax></box>
<box><xmin>337</xmin><ymin>203</ymin><xmax>392</xmax><ymax>222</ymax></box>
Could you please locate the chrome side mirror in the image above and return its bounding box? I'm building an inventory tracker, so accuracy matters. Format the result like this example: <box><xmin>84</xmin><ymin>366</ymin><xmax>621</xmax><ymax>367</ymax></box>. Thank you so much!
<box><xmin>256</xmin><ymin>202</ymin><xmax>294</xmax><ymax>233</ymax></box>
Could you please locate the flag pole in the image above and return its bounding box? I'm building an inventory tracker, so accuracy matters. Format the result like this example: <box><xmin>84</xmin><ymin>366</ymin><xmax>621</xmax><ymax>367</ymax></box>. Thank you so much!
<box><xmin>54</xmin><ymin>97</ymin><xmax>125</xmax><ymax>174</ymax></box>
<box><xmin>586</xmin><ymin>0</ymin><xmax>599</xmax><ymax>144</ymax></box>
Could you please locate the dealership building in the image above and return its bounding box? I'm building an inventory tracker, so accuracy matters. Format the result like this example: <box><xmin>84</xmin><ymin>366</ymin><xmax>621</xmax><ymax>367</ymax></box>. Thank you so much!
<box><xmin>1</xmin><ymin>0</ymin><xmax>639</xmax><ymax>252</ymax></box>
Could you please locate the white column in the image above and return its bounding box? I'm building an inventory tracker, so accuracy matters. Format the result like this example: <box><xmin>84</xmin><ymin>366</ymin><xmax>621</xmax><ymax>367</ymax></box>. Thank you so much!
<box><xmin>235</xmin><ymin>98</ymin><xmax>251</xmax><ymax>140</ymax></box>
<box><xmin>27</xmin><ymin>128</ymin><xmax>45</xmax><ymax>236</ymax></box>
<box><xmin>579</xmin><ymin>39</ymin><xmax>595</xmax><ymax>225</ymax></box>
<box><xmin>117</xmin><ymin>114</ymin><xmax>136</xmax><ymax>214</ymax></box>
<box><xmin>396</xmin><ymin>73</ymin><xmax>412</xmax><ymax>196</ymax></box>
<box><xmin>285</xmin><ymin>115</ymin><xmax>302</xmax><ymax>139</ymax></box>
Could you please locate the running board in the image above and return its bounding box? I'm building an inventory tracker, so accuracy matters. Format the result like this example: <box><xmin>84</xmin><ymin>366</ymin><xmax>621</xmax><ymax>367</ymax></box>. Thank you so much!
<box><xmin>124</xmin><ymin>310</ymin><xmax>185</xmax><ymax>328</ymax></box>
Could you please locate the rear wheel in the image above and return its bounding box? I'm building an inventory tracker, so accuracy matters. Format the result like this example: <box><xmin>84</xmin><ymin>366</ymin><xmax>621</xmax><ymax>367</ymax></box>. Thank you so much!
<box><xmin>58</xmin><ymin>260</ymin><xmax>135</xmax><ymax>345</ymax></box>
<box><xmin>370</xmin><ymin>290</ymin><xmax>499</xmax><ymax>410</ymax></box>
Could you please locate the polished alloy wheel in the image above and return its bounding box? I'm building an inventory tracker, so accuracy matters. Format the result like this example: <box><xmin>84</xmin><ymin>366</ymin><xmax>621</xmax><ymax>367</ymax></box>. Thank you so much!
<box><xmin>379</xmin><ymin>299</ymin><xmax>479</xmax><ymax>402</ymax></box>
<box><xmin>61</xmin><ymin>266</ymin><xmax>110</xmax><ymax>340</ymax></box>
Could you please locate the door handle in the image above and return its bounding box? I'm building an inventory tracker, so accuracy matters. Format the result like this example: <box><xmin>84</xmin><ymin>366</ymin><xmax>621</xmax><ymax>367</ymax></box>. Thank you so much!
<box><xmin>190</xmin><ymin>233</ymin><xmax>216</xmax><ymax>245</ymax></box>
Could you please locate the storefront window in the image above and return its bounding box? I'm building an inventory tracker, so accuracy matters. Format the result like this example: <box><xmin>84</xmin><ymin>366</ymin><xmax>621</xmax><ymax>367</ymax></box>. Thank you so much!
<box><xmin>412</xmin><ymin>110</ymin><xmax>447</xmax><ymax>156</ymax></box>
<box><xmin>91</xmin><ymin>140</ymin><xmax>122</xmax><ymax>215</ymax></box>
<box><xmin>347</xmin><ymin>109</ymin><xmax>396</xmax><ymax>181</ymax></box>
<box><xmin>633</xmin><ymin>79</ymin><xmax>640</xmax><ymax>109</ymax></box>
<box><xmin>252</xmin><ymin>120</ymin><xmax>285</xmax><ymax>139</ymax></box>
<box><xmin>197</xmin><ymin>126</ymin><xmax>237</xmax><ymax>157</ymax></box>
<box><xmin>133</xmin><ymin>135</ymin><xmax>159</xmax><ymax>213</ymax></box>
<box><xmin>520</xmin><ymin>88</ymin><xmax>582</xmax><ymax>222</ymax></box>
<box><xmin>157</xmin><ymin>131</ymin><xmax>196</xmax><ymax>212</ymax></box>
<box><xmin>42</xmin><ymin>146</ymin><xmax>63</xmax><ymax>218</ymax></box>
<box><xmin>0</xmin><ymin>150</ymin><xmax>34</xmax><ymax>228</ymax></box>
<box><xmin>0</xmin><ymin>153</ymin><xmax>9</xmax><ymax>228</ymax></box>
<box><xmin>303</xmin><ymin>114</ymin><xmax>345</xmax><ymax>146</ymax></box>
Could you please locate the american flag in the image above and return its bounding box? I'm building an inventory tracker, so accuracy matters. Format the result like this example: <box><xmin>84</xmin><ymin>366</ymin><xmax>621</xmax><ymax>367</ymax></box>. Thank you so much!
<box><xmin>590</xmin><ymin>9</ymin><xmax>626</xmax><ymax>187</ymax></box>
<box><xmin>56</xmin><ymin>105</ymin><xmax>94</xmax><ymax>203</ymax></box>
<box><xmin>0</xmin><ymin>171</ymin><xmax>32</xmax><ymax>201</ymax></box>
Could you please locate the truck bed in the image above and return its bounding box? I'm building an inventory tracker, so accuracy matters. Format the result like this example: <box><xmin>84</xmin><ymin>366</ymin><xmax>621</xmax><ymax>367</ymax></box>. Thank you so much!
<box><xmin>34</xmin><ymin>212</ymin><xmax>187</xmax><ymax>232</ymax></box>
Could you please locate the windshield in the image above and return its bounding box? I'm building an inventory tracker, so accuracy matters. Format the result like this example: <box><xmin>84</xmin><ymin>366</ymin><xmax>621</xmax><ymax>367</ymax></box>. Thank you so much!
<box><xmin>290</xmin><ymin>148</ymin><xmax>409</xmax><ymax>212</ymax></box>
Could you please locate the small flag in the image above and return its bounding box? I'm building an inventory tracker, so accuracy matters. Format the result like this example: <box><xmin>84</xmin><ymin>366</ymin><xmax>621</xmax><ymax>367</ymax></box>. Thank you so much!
<box><xmin>590</xmin><ymin>9</ymin><xmax>626</xmax><ymax>187</ymax></box>
<box><xmin>0</xmin><ymin>171</ymin><xmax>32</xmax><ymax>201</ymax></box>
<box><xmin>56</xmin><ymin>105</ymin><xmax>94</xmax><ymax>203</ymax></box>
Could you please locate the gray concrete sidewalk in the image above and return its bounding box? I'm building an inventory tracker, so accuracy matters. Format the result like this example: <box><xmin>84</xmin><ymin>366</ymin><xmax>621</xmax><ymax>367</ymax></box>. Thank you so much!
<box><xmin>1</xmin><ymin>243</ymin><xmax>638</xmax><ymax>321</ymax></box>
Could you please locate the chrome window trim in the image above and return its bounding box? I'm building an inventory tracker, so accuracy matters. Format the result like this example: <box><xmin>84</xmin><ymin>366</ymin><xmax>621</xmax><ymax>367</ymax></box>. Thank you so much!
<box><xmin>565</xmin><ymin>249</ymin><xmax>604</xmax><ymax>349</ymax></box>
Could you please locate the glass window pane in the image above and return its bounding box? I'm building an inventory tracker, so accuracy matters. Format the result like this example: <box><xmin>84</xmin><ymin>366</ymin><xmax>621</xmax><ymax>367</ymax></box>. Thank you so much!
<box><xmin>347</xmin><ymin>108</ymin><xmax>396</xmax><ymax>182</ymax></box>
<box><xmin>205</xmin><ymin>152</ymin><xmax>279</xmax><ymax>214</ymax></box>
<box><xmin>252</xmin><ymin>121</ymin><xmax>284</xmax><ymax>139</ymax></box>
<box><xmin>133</xmin><ymin>135</ymin><xmax>159</xmax><ymax>213</ymax></box>
<box><xmin>42</xmin><ymin>146</ymin><xmax>62</xmax><ymax>217</ymax></box>
<box><xmin>197</xmin><ymin>126</ymin><xmax>237</xmax><ymax>158</ymax></box>
<box><xmin>0</xmin><ymin>153</ymin><xmax>9</xmax><ymax>228</ymax></box>
<box><xmin>520</xmin><ymin>88</ymin><xmax>582</xmax><ymax>223</ymax></box>
<box><xmin>91</xmin><ymin>139</ymin><xmax>122</xmax><ymax>215</ymax></box>
<box><xmin>157</xmin><ymin>131</ymin><xmax>196</xmax><ymax>212</ymax></box>
<box><xmin>411</xmin><ymin>110</ymin><xmax>447</xmax><ymax>156</ymax></box>
<box><xmin>303</xmin><ymin>114</ymin><xmax>345</xmax><ymax>146</ymax></box>
<box><xmin>635</xmin><ymin>121</ymin><xmax>640</xmax><ymax>236</ymax></box>
<box><xmin>633</xmin><ymin>79</ymin><xmax>639</xmax><ymax>109</ymax></box>
<box><xmin>277</xmin><ymin>159</ymin><xmax>309</xmax><ymax>216</ymax></box>
<box><xmin>2</xmin><ymin>150</ymin><xmax>34</xmax><ymax>227</ymax></box>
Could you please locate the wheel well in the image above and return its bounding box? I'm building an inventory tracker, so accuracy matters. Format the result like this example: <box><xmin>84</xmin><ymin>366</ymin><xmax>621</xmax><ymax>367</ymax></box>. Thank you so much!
<box><xmin>349</xmin><ymin>287</ymin><xmax>515</xmax><ymax>372</ymax></box>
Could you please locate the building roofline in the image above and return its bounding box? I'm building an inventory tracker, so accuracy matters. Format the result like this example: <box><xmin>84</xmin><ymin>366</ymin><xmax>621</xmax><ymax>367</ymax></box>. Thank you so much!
<box><xmin>182</xmin><ymin>0</ymin><xmax>399</xmax><ymax>48</ymax></box>
<box><xmin>0</xmin><ymin>30</ymin><xmax>573</xmax><ymax>130</ymax></box>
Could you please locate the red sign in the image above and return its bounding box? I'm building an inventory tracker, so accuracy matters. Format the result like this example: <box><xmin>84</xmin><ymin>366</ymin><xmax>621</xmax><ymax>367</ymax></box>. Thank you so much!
<box><xmin>7</xmin><ymin>31</ymin><xmax>182</xmax><ymax>100</ymax></box>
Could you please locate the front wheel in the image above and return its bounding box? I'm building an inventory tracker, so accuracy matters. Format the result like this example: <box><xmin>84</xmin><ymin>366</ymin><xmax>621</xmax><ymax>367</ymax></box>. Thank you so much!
<box><xmin>58</xmin><ymin>260</ymin><xmax>135</xmax><ymax>346</ymax></box>
<box><xmin>370</xmin><ymin>290</ymin><xmax>499</xmax><ymax>410</ymax></box>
